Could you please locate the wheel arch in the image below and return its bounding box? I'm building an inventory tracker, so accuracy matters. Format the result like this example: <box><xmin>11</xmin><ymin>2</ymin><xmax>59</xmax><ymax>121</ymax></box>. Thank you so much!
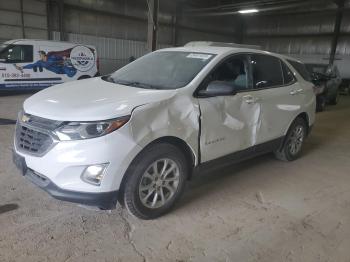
<box><xmin>117</xmin><ymin>136</ymin><xmax>196</xmax><ymax>205</ymax></box>
<box><xmin>78</xmin><ymin>75</ymin><xmax>91</xmax><ymax>80</ymax></box>
<box><xmin>296</xmin><ymin>112</ymin><xmax>310</xmax><ymax>135</ymax></box>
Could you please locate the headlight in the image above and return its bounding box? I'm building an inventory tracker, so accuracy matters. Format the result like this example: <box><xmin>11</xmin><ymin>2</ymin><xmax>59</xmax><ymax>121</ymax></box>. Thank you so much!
<box><xmin>54</xmin><ymin>116</ymin><xmax>130</xmax><ymax>141</ymax></box>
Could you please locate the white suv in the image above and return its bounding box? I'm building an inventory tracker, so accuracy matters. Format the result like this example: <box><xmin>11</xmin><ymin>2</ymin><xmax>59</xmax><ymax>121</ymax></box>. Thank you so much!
<box><xmin>13</xmin><ymin>43</ymin><xmax>316</xmax><ymax>219</ymax></box>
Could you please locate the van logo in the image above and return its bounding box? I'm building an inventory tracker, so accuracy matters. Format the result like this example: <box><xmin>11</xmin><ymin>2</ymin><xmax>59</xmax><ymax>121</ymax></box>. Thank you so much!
<box><xmin>21</xmin><ymin>114</ymin><xmax>30</xmax><ymax>123</ymax></box>
<box><xmin>70</xmin><ymin>46</ymin><xmax>95</xmax><ymax>72</ymax></box>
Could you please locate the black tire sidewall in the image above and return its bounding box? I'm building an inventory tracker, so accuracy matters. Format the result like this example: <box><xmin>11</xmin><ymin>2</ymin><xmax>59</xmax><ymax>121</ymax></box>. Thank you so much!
<box><xmin>124</xmin><ymin>143</ymin><xmax>188</xmax><ymax>219</ymax></box>
<box><xmin>282</xmin><ymin>118</ymin><xmax>307</xmax><ymax>161</ymax></box>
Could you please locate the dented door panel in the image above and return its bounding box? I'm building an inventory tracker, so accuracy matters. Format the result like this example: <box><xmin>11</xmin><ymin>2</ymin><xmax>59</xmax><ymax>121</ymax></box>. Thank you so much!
<box><xmin>197</xmin><ymin>92</ymin><xmax>261</xmax><ymax>162</ymax></box>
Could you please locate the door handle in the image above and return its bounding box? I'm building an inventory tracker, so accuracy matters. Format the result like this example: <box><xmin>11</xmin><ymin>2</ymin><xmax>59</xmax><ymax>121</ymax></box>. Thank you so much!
<box><xmin>290</xmin><ymin>88</ymin><xmax>303</xmax><ymax>95</ymax></box>
<box><xmin>243</xmin><ymin>95</ymin><xmax>261</xmax><ymax>104</ymax></box>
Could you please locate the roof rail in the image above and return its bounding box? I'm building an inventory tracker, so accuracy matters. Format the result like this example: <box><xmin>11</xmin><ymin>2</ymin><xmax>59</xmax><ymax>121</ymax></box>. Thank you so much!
<box><xmin>184</xmin><ymin>41</ymin><xmax>262</xmax><ymax>50</ymax></box>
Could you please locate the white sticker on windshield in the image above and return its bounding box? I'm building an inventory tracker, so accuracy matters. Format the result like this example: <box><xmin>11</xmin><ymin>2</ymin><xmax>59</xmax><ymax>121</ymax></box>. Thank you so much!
<box><xmin>186</xmin><ymin>53</ymin><xmax>212</xmax><ymax>60</ymax></box>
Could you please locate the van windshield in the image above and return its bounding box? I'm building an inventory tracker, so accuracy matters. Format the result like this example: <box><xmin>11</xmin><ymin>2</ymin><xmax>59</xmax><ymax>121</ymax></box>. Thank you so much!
<box><xmin>0</xmin><ymin>44</ymin><xmax>8</xmax><ymax>57</ymax></box>
<box><xmin>104</xmin><ymin>51</ymin><xmax>215</xmax><ymax>90</ymax></box>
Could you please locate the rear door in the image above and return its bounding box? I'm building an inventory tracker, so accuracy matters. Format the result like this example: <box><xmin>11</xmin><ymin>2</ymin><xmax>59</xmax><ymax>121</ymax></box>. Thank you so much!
<box><xmin>249</xmin><ymin>54</ymin><xmax>306</xmax><ymax>145</ymax></box>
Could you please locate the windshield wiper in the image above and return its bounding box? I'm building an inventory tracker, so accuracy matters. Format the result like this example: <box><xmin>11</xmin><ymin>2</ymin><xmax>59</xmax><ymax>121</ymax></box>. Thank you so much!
<box><xmin>114</xmin><ymin>80</ymin><xmax>162</xmax><ymax>90</ymax></box>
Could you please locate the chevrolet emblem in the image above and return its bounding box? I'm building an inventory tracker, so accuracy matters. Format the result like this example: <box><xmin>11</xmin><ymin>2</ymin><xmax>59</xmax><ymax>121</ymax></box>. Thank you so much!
<box><xmin>21</xmin><ymin>114</ymin><xmax>30</xmax><ymax>123</ymax></box>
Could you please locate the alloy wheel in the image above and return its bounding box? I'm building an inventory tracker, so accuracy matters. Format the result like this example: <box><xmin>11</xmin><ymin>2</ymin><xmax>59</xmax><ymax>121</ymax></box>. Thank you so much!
<box><xmin>138</xmin><ymin>158</ymin><xmax>180</xmax><ymax>209</ymax></box>
<box><xmin>287</xmin><ymin>125</ymin><xmax>304</xmax><ymax>155</ymax></box>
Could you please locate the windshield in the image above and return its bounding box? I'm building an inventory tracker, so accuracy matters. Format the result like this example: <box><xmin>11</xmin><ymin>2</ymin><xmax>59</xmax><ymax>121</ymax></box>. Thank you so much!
<box><xmin>104</xmin><ymin>51</ymin><xmax>215</xmax><ymax>89</ymax></box>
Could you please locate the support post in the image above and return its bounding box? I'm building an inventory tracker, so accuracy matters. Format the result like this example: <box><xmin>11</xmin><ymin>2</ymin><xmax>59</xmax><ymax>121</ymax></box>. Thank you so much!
<box><xmin>46</xmin><ymin>0</ymin><xmax>52</xmax><ymax>40</ymax></box>
<box><xmin>147</xmin><ymin>0</ymin><xmax>159</xmax><ymax>52</ymax></box>
<box><xmin>20</xmin><ymin>0</ymin><xmax>25</xmax><ymax>38</ymax></box>
<box><xmin>329</xmin><ymin>0</ymin><xmax>345</xmax><ymax>66</ymax></box>
<box><xmin>172</xmin><ymin>3</ymin><xmax>181</xmax><ymax>47</ymax></box>
<box><xmin>236</xmin><ymin>17</ymin><xmax>245</xmax><ymax>44</ymax></box>
<box><xmin>58</xmin><ymin>0</ymin><xmax>65</xmax><ymax>41</ymax></box>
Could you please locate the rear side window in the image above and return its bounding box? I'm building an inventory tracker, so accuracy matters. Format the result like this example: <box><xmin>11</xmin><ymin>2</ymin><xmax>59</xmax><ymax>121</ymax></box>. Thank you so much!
<box><xmin>281</xmin><ymin>61</ymin><xmax>295</xmax><ymax>85</ymax></box>
<box><xmin>0</xmin><ymin>44</ymin><xmax>33</xmax><ymax>63</ymax></box>
<box><xmin>250</xmin><ymin>54</ymin><xmax>283</xmax><ymax>89</ymax></box>
<box><xmin>287</xmin><ymin>59</ymin><xmax>311</xmax><ymax>82</ymax></box>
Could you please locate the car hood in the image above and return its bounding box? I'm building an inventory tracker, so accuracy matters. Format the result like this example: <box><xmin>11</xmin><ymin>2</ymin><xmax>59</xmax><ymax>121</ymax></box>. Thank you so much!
<box><xmin>23</xmin><ymin>77</ymin><xmax>177</xmax><ymax>121</ymax></box>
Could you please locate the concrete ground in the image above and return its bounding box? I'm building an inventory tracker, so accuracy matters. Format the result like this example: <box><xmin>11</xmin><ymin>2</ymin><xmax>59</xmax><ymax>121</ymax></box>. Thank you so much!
<box><xmin>1</xmin><ymin>94</ymin><xmax>350</xmax><ymax>262</ymax></box>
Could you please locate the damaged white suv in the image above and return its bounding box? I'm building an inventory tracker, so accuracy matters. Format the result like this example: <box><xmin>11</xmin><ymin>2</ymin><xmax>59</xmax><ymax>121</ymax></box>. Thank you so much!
<box><xmin>13</xmin><ymin>42</ymin><xmax>316</xmax><ymax>219</ymax></box>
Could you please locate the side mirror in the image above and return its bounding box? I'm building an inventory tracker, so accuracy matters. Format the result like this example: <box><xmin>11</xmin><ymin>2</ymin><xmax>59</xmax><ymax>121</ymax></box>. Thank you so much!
<box><xmin>197</xmin><ymin>80</ymin><xmax>236</xmax><ymax>97</ymax></box>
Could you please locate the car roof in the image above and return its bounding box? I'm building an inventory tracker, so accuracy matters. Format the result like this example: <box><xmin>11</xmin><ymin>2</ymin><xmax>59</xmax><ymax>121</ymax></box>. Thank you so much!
<box><xmin>160</xmin><ymin>45</ymin><xmax>300</xmax><ymax>62</ymax></box>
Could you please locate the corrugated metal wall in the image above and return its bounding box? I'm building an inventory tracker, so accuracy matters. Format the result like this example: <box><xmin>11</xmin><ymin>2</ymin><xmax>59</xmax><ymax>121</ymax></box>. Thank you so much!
<box><xmin>53</xmin><ymin>31</ymin><xmax>171</xmax><ymax>74</ymax></box>
<box><xmin>243</xmin><ymin>9</ymin><xmax>350</xmax><ymax>56</ymax></box>
<box><xmin>49</xmin><ymin>0</ymin><xmax>235</xmax><ymax>74</ymax></box>
<box><xmin>0</xmin><ymin>0</ymin><xmax>48</xmax><ymax>43</ymax></box>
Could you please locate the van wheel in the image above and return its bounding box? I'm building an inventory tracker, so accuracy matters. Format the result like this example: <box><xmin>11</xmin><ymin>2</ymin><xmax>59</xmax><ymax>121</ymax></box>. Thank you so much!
<box><xmin>274</xmin><ymin>117</ymin><xmax>307</xmax><ymax>161</ymax></box>
<box><xmin>123</xmin><ymin>143</ymin><xmax>188</xmax><ymax>219</ymax></box>
<box><xmin>78</xmin><ymin>75</ymin><xmax>91</xmax><ymax>80</ymax></box>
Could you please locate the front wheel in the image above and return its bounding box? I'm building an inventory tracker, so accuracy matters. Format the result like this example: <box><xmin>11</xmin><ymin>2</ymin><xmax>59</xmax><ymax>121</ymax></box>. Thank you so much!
<box><xmin>274</xmin><ymin>117</ymin><xmax>307</xmax><ymax>161</ymax></box>
<box><xmin>123</xmin><ymin>143</ymin><xmax>188</xmax><ymax>219</ymax></box>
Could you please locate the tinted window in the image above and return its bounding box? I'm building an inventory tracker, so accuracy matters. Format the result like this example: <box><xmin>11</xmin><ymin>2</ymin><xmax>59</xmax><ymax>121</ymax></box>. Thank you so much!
<box><xmin>251</xmin><ymin>54</ymin><xmax>283</xmax><ymax>89</ymax></box>
<box><xmin>281</xmin><ymin>61</ymin><xmax>295</xmax><ymax>85</ymax></box>
<box><xmin>287</xmin><ymin>60</ymin><xmax>311</xmax><ymax>82</ymax></box>
<box><xmin>0</xmin><ymin>44</ymin><xmax>33</xmax><ymax>63</ymax></box>
<box><xmin>207</xmin><ymin>55</ymin><xmax>249</xmax><ymax>91</ymax></box>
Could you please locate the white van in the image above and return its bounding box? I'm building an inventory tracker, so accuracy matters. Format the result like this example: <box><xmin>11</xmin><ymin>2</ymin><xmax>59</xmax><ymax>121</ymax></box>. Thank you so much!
<box><xmin>0</xmin><ymin>39</ymin><xmax>99</xmax><ymax>91</ymax></box>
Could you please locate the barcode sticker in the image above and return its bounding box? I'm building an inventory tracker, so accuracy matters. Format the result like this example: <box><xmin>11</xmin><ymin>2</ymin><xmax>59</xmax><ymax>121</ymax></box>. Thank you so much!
<box><xmin>186</xmin><ymin>53</ymin><xmax>212</xmax><ymax>60</ymax></box>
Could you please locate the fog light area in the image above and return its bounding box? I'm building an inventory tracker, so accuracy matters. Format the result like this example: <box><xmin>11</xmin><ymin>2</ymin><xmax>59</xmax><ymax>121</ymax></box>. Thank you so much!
<box><xmin>81</xmin><ymin>163</ymin><xmax>109</xmax><ymax>186</ymax></box>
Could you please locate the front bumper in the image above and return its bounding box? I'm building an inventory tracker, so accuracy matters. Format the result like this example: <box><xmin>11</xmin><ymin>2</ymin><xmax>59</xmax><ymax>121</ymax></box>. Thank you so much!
<box><xmin>13</xmin><ymin>150</ymin><xmax>118</xmax><ymax>209</ymax></box>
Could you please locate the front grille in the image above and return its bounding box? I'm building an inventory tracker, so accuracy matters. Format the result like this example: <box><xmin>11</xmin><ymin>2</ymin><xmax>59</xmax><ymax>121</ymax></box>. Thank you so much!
<box><xmin>15</xmin><ymin>124</ymin><xmax>53</xmax><ymax>155</ymax></box>
<box><xmin>14</xmin><ymin>112</ymin><xmax>62</xmax><ymax>156</ymax></box>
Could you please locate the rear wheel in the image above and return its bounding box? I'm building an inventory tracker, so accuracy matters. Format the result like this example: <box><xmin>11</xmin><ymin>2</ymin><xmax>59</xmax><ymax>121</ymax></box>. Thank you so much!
<box><xmin>78</xmin><ymin>75</ymin><xmax>91</xmax><ymax>80</ymax></box>
<box><xmin>123</xmin><ymin>143</ymin><xmax>188</xmax><ymax>219</ymax></box>
<box><xmin>274</xmin><ymin>117</ymin><xmax>307</xmax><ymax>161</ymax></box>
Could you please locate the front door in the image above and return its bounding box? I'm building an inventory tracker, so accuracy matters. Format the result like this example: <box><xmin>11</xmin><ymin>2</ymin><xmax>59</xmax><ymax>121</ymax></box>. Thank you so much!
<box><xmin>197</xmin><ymin>54</ymin><xmax>259</xmax><ymax>162</ymax></box>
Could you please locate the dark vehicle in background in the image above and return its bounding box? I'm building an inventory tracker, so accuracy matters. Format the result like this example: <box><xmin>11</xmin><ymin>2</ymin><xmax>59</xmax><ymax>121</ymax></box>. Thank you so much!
<box><xmin>306</xmin><ymin>64</ymin><xmax>341</xmax><ymax>107</ymax></box>
<box><xmin>310</xmin><ymin>72</ymin><xmax>328</xmax><ymax>112</ymax></box>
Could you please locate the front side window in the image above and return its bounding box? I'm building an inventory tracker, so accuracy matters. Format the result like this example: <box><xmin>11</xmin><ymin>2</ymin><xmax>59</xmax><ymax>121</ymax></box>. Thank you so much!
<box><xmin>205</xmin><ymin>54</ymin><xmax>249</xmax><ymax>91</ymax></box>
<box><xmin>0</xmin><ymin>44</ymin><xmax>33</xmax><ymax>63</ymax></box>
<box><xmin>104</xmin><ymin>51</ymin><xmax>215</xmax><ymax>90</ymax></box>
<box><xmin>251</xmin><ymin>54</ymin><xmax>284</xmax><ymax>89</ymax></box>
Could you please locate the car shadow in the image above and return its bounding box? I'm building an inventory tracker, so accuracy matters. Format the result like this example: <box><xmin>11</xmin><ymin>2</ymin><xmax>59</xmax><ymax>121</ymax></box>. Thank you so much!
<box><xmin>0</xmin><ymin>118</ymin><xmax>16</xmax><ymax>125</ymax></box>
<box><xmin>0</xmin><ymin>90</ymin><xmax>38</xmax><ymax>97</ymax></box>
<box><xmin>173</xmin><ymin>153</ymin><xmax>275</xmax><ymax>211</ymax></box>
<box><xmin>0</xmin><ymin>204</ymin><xmax>19</xmax><ymax>215</ymax></box>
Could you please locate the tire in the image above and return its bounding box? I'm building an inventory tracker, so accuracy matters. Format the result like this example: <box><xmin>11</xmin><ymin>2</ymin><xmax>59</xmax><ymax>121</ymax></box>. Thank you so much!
<box><xmin>328</xmin><ymin>91</ymin><xmax>339</xmax><ymax>105</ymax></box>
<box><xmin>274</xmin><ymin>117</ymin><xmax>307</xmax><ymax>162</ymax></box>
<box><xmin>123</xmin><ymin>143</ymin><xmax>188</xmax><ymax>219</ymax></box>
<box><xmin>316</xmin><ymin>95</ymin><xmax>326</xmax><ymax>112</ymax></box>
<box><xmin>78</xmin><ymin>75</ymin><xmax>91</xmax><ymax>80</ymax></box>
